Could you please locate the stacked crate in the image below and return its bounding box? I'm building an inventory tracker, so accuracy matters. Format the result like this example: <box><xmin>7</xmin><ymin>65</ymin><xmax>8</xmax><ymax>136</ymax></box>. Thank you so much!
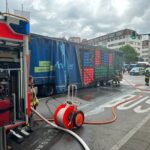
<box><xmin>101</xmin><ymin>52</ymin><xmax>108</xmax><ymax>65</ymax></box>
<box><xmin>81</xmin><ymin>68</ymin><xmax>94</xmax><ymax>85</ymax></box>
<box><xmin>118</xmin><ymin>53</ymin><xmax>123</xmax><ymax>71</ymax></box>
<box><xmin>108</xmin><ymin>53</ymin><xmax>112</xmax><ymax>65</ymax></box>
<box><xmin>114</xmin><ymin>51</ymin><xmax>123</xmax><ymax>72</ymax></box>
<box><xmin>83</xmin><ymin>52</ymin><xmax>93</xmax><ymax>67</ymax></box>
<box><xmin>95</xmin><ymin>51</ymin><xmax>108</xmax><ymax>79</ymax></box>
<box><xmin>95</xmin><ymin>50</ymin><xmax>100</xmax><ymax>65</ymax></box>
<box><xmin>95</xmin><ymin>51</ymin><xmax>109</xmax><ymax>79</ymax></box>
<box><xmin>108</xmin><ymin>53</ymin><xmax>115</xmax><ymax>77</ymax></box>
<box><xmin>81</xmin><ymin>51</ymin><xmax>94</xmax><ymax>85</ymax></box>
<box><xmin>95</xmin><ymin>66</ymin><xmax>108</xmax><ymax>78</ymax></box>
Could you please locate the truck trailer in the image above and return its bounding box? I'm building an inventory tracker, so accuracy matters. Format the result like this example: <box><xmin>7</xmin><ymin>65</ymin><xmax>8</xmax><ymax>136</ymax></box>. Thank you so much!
<box><xmin>29</xmin><ymin>34</ymin><xmax>123</xmax><ymax>96</ymax></box>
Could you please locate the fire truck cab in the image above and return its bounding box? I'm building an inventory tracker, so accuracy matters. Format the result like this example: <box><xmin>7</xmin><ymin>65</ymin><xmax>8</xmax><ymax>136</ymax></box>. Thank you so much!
<box><xmin>0</xmin><ymin>13</ymin><xmax>30</xmax><ymax>149</ymax></box>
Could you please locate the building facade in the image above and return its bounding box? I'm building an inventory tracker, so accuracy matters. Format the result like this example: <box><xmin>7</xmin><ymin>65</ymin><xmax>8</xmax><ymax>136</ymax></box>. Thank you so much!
<box><xmin>68</xmin><ymin>37</ymin><xmax>81</xmax><ymax>43</ymax></box>
<box><xmin>141</xmin><ymin>40</ymin><xmax>150</xmax><ymax>62</ymax></box>
<box><xmin>85</xmin><ymin>29</ymin><xmax>142</xmax><ymax>57</ymax></box>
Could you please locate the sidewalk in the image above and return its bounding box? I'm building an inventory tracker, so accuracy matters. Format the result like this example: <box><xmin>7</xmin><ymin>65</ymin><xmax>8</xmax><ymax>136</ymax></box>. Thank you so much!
<box><xmin>119</xmin><ymin>118</ymin><xmax>150</xmax><ymax>150</ymax></box>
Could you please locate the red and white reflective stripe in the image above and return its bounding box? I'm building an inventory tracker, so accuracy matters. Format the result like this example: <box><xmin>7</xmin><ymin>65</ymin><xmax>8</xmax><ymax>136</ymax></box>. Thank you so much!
<box><xmin>0</xmin><ymin>21</ymin><xmax>23</xmax><ymax>41</ymax></box>
<box><xmin>54</xmin><ymin>104</ymin><xmax>76</xmax><ymax>129</ymax></box>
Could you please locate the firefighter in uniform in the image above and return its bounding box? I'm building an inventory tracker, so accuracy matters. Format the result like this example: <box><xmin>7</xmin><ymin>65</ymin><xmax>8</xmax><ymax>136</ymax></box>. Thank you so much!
<box><xmin>113</xmin><ymin>70</ymin><xmax>123</xmax><ymax>86</ymax></box>
<box><xmin>145</xmin><ymin>67</ymin><xmax>150</xmax><ymax>86</ymax></box>
<box><xmin>29</xmin><ymin>76</ymin><xmax>39</xmax><ymax>109</ymax></box>
<box><xmin>26</xmin><ymin>76</ymin><xmax>39</xmax><ymax>132</ymax></box>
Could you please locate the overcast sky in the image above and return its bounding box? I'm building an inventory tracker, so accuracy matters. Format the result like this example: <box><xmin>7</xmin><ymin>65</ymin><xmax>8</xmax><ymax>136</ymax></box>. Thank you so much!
<box><xmin>0</xmin><ymin>0</ymin><xmax>150</xmax><ymax>39</ymax></box>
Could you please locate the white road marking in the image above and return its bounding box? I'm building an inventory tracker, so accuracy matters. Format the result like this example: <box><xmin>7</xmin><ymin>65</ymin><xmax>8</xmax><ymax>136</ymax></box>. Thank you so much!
<box><xmin>78</xmin><ymin>103</ymin><xmax>91</xmax><ymax>109</ymax></box>
<box><xmin>110</xmin><ymin>113</ymin><xmax>150</xmax><ymax>150</ymax></box>
<box><xmin>84</xmin><ymin>95</ymin><xmax>135</xmax><ymax>116</ymax></box>
<box><xmin>117</xmin><ymin>96</ymin><xmax>149</xmax><ymax>110</ymax></box>
<box><xmin>85</xmin><ymin>95</ymin><xmax>150</xmax><ymax>116</ymax></box>
<box><xmin>104</xmin><ymin>95</ymin><xmax>136</xmax><ymax>108</ymax></box>
<box><xmin>134</xmin><ymin>98</ymin><xmax>150</xmax><ymax>113</ymax></box>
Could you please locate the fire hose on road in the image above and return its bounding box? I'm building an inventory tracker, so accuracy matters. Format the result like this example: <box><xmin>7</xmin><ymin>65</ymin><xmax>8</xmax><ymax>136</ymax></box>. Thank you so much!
<box><xmin>31</xmin><ymin>107</ymin><xmax>90</xmax><ymax>150</ymax></box>
<box><xmin>32</xmin><ymin>79</ymin><xmax>146</xmax><ymax>150</ymax></box>
<box><xmin>35</xmin><ymin>93</ymin><xmax>144</xmax><ymax>125</ymax></box>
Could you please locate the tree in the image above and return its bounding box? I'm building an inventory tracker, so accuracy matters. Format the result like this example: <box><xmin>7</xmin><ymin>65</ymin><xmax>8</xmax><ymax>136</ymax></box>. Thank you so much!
<box><xmin>119</xmin><ymin>44</ymin><xmax>139</xmax><ymax>64</ymax></box>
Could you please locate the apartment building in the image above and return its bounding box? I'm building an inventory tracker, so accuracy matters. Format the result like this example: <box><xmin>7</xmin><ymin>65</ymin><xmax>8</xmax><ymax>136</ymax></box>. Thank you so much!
<box><xmin>141</xmin><ymin>40</ymin><xmax>150</xmax><ymax>62</ymax></box>
<box><xmin>85</xmin><ymin>29</ymin><xmax>142</xmax><ymax>56</ymax></box>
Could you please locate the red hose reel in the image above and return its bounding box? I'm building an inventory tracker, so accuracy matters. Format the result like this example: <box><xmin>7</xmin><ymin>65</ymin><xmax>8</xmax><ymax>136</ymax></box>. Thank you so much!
<box><xmin>54</xmin><ymin>85</ymin><xmax>84</xmax><ymax>129</ymax></box>
<box><xmin>54</xmin><ymin>103</ymin><xmax>84</xmax><ymax>129</ymax></box>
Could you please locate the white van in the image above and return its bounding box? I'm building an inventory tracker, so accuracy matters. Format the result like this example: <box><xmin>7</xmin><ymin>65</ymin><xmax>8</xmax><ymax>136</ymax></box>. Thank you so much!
<box><xmin>137</xmin><ymin>62</ymin><xmax>150</xmax><ymax>67</ymax></box>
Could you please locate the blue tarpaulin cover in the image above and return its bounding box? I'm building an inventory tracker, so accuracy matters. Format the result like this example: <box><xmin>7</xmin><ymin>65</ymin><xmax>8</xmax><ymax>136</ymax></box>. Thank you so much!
<box><xmin>29</xmin><ymin>35</ymin><xmax>81</xmax><ymax>93</ymax></box>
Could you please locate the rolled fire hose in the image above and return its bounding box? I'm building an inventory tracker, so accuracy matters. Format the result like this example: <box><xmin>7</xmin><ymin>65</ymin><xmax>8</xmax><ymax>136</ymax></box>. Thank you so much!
<box><xmin>31</xmin><ymin>107</ymin><xmax>90</xmax><ymax>150</ymax></box>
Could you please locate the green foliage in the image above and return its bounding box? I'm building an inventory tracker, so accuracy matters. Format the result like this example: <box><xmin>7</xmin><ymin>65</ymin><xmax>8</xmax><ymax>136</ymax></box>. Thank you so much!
<box><xmin>119</xmin><ymin>44</ymin><xmax>139</xmax><ymax>63</ymax></box>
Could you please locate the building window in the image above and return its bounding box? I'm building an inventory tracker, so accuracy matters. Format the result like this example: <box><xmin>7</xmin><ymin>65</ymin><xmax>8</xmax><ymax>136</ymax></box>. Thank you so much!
<box><xmin>130</xmin><ymin>41</ymin><xmax>133</xmax><ymax>44</ymax></box>
<box><xmin>108</xmin><ymin>42</ymin><xmax>125</xmax><ymax>47</ymax></box>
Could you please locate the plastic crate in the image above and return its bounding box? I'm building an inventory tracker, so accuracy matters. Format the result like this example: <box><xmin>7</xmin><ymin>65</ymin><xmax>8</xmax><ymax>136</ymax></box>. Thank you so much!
<box><xmin>94</xmin><ymin>66</ymin><xmax>108</xmax><ymax>78</ymax></box>
<box><xmin>101</xmin><ymin>53</ymin><xmax>108</xmax><ymax>65</ymax></box>
<box><xmin>109</xmin><ymin>53</ymin><xmax>112</xmax><ymax>65</ymax></box>
<box><xmin>81</xmin><ymin>68</ymin><xmax>94</xmax><ymax>85</ymax></box>
<box><xmin>95</xmin><ymin>50</ymin><xmax>101</xmax><ymax>65</ymax></box>
<box><xmin>83</xmin><ymin>52</ymin><xmax>93</xmax><ymax>67</ymax></box>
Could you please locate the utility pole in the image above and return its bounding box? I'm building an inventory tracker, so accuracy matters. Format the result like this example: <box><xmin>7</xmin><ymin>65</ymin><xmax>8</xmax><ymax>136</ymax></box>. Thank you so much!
<box><xmin>21</xmin><ymin>4</ymin><xmax>24</xmax><ymax>16</ymax></box>
<box><xmin>6</xmin><ymin>0</ymin><xmax>8</xmax><ymax>13</ymax></box>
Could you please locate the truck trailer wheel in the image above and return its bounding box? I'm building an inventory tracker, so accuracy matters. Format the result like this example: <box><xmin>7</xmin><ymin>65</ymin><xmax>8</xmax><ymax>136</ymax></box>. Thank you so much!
<box><xmin>46</xmin><ymin>85</ymin><xmax>54</xmax><ymax>96</ymax></box>
<box><xmin>38</xmin><ymin>85</ymin><xmax>54</xmax><ymax>96</ymax></box>
<box><xmin>97</xmin><ymin>82</ymin><xmax>100</xmax><ymax>87</ymax></box>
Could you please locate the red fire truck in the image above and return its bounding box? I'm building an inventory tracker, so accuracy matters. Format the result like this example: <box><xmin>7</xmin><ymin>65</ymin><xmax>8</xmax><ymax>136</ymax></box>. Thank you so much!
<box><xmin>0</xmin><ymin>13</ymin><xmax>30</xmax><ymax>149</ymax></box>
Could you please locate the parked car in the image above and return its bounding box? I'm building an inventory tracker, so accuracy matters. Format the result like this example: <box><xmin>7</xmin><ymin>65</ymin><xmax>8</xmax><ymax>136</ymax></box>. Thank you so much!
<box><xmin>127</xmin><ymin>64</ymin><xmax>137</xmax><ymax>72</ymax></box>
<box><xmin>144</xmin><ymin>67</ymin><xmax>150</xmax><ymax>74</ymax></box>
<box><xmin>129</xmin><ymin>67</ymin><xmax>145</xmax><ymax>75</ymax></box>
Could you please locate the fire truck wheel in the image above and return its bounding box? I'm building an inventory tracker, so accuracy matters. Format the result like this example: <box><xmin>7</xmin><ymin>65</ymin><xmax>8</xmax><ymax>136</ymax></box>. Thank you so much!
<box><xmin>73</xmin><ymin>111</ymin><xmax>84</xmax><ymax>128</ymax></box>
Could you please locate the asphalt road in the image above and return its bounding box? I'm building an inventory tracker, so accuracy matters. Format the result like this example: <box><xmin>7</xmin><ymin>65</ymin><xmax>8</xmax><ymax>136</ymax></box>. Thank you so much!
<box><xmin>9</xmin><ymin>73</ymin><xmax>150</xmax><ymax>150</ymax></box>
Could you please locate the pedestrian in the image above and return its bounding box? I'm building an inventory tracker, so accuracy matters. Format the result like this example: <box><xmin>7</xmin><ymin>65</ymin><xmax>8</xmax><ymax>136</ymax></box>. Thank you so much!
<box><xmin>145</xmin><ymin>67</ymin><xmax>150</xmax><ymax>86</ymax></box>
